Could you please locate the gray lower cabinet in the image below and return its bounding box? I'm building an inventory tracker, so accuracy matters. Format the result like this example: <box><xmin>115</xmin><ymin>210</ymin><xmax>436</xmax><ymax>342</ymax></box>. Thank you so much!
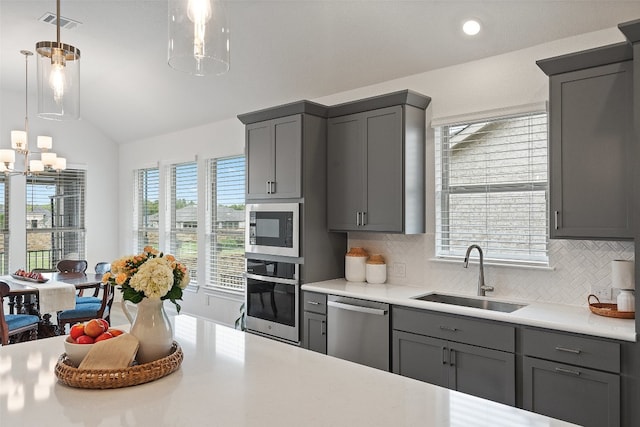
<box><xmin>245</xmin><ymin>114</ymin><xmax>302</xmax><ymax>200</ymax></box>
<box><xmin>521</xmin><ymin>328</ymin><xmax>621</xmax><ymax>427</ymax></box>
<box><xmin>302</xmin><ymin>291</ymin><xmax>327</xmax><ymax>354</ymax></box>
<box><xmin>327</xmin><ymin>90</ymin><xmax>429</xmax><ymax>234</ymax></box>
<box><xmin>392</xmin><ymin>307</ymin><xmax>516</xmax><ymax>406</ymax></box>
<box><xmin>539</xmin><ymin>50</ymin><xmax>634</xmax><ymax>239</ymax></box>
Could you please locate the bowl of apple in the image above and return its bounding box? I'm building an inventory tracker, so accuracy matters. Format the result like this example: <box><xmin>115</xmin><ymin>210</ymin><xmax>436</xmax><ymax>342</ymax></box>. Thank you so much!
<box><xmin>64</xmin><ymin>319</ymin><xmax>124</xmax><ymax>366</ymax></box>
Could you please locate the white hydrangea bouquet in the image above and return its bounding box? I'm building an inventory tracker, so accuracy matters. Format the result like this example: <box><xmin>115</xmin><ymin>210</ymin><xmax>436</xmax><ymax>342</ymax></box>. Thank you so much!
<box><xmin>102</xmin><ymin>246</ymin><xmax>190</xmax><ymax>312</ymax></box>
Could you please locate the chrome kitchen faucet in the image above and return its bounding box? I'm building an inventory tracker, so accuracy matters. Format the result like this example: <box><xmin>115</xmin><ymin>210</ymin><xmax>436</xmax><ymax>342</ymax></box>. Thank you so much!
<box><xmin>463</xmin><ymin>245</ymin><xmax>494</xmax><ymax>296</ymax></box>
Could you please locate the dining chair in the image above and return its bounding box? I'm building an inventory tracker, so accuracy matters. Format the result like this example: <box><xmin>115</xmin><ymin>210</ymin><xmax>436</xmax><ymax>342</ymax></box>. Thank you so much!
<box><xmin>0</xmin><ymin>282</ymin><xmax>39</xmax><ymax>345</ymax></box>
<box><xmin>56</xmin><ymin>259</ymin><xmax>88</xmax><ymax>273</ymax></box>
<box><xmin>95</xmin><ymin>262</ymin><xmax>111</xmax><ymax>275</ymax></box>
<box><xmin>57</xmin><ymin>283</ymin><xmax>115</xmax><ymax>333</ymax></box>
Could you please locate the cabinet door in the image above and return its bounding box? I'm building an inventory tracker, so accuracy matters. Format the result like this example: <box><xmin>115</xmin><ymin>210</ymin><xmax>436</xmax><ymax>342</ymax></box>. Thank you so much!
<box><xmin>272</xmin><ymin>115</ymin><xmax>302</xmax><ymax>198</ymax></box>
<box><xmin>246</xmin><ymin>121</ymin><xmax>273</xmax><ymax>199</ymax></box>
<box><xmin>523</xmin><ymin>356</ymin><xmax>620</xmax><ymax>427</ymax></box>
<box><xmin>392</xmin><ymin>330</ymin><xmax>448</xmax><ymax>388</ymax></box>
<box><xmin>362</xmin><ymin>106</ymin><xmax>403</xmax><ymax>232</ymax></box>
<box><xmin>448</xmin><ymin>341</ymin><xmax>515</xmax><ymax>406</ymax></box>
<box><xmin>549</xmin><ymin>61</ymin><xmax>633</xmax><ymax>239</ymax></box>
<box><xmin>327</xmin><ymin>114</ymin><xmax>365</xmax><ymax>231</ymax></box>
<box><xmin>303</xmin><ymin>311</ymin><xmax>327</xmax><ymax>354</ymax></box>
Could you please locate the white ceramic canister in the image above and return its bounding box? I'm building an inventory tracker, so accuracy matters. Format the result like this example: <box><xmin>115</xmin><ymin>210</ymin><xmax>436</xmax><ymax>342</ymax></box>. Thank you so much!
<box><xmin>345</xmin><ymin>247</ymin><xmax>368</xmax><ymax>282</ymax></box>
<box><xmin>366</xmin><ymin>254</ymin><xmax>387</xmax><ymax>284</ymax></box>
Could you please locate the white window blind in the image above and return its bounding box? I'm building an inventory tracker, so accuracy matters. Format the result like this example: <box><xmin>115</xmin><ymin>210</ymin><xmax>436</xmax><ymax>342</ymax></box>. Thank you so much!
<box><xmin>435</xmin><ymin>112</ymin><xmax>548</xmax><ymax>264</ymax></box>
<box><xmin>26</xmin><ymin>169</ymin><xmax>86</xmax><ymax>270</ymax></box>
<box><xmin>134</xmin><ymin>167</ymin><xmax>160</xmax><ymax>252</ymax></box>
<box><xmin>0</xmin><ymin>176</ymin><xmax>8</xmax><ymax>274</ymax></box>
<box><xmin>206</xmin><ymin>156</ymin><xmax>245</xmax><ymax>292</ymax></box>
<box><xmin>169</xmin><ymin>162</ymin><xmax>198</xmax><ymax>284</ymax></box>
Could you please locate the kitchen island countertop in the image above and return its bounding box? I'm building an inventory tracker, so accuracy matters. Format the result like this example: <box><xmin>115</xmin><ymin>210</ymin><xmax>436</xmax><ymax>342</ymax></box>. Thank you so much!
<box><xmin>302</xmin><ymin>279</ymin><xmax>636</xmax><ymax>342</ymax></box>
<box><xmin>0</xmin><ymin>314</ymin><xmax>576</xmax><ymax>426</ymax></box>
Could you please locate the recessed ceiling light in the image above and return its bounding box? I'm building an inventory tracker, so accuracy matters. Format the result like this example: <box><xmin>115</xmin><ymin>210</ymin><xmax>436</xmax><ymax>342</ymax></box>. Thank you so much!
<box><xmin>462</xmin><ymin>19</ymin><xmax>481</xmax><ymax>36</ymax></box>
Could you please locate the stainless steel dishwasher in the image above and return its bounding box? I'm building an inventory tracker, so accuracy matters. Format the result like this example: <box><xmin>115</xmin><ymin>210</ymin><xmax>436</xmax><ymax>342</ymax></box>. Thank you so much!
<box><xmin>327</xmin><ymin>295</ymin><xmax>390</xmax><ymax>371</ymax></box>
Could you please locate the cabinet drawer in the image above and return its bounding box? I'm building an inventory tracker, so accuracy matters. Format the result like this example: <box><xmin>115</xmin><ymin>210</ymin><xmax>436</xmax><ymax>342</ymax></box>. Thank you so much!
<box><xmin>522</xmin><ymin>328</ymin><xmax>620</xmax><ymax>373</ymax></box>
<box><xmin>303</xmin><ymin>291</ymin><xmax>327</xmax><ymax>314</ymax></box>
<box><xmin>392</xmin><ymin>307</ymin><xmax>515</xmax><ymax>352</ymax></box>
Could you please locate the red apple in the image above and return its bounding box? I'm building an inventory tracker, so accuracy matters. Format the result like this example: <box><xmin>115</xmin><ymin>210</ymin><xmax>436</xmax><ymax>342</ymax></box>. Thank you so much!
<box><xmin>70</xmin><ymin>323</ymin><xmax>86</xmax><ymax>340</ymax></box>
<box><xmin>84</xmin><ymin>319</ymin><xmax>105</xmax><ymax>338</ymax></box>
<box><xmin>76</xmin><ymin>335</ymin><xmax>95</xmax><ymax>344</ymax></box>
<box><xmin>98</xmin><ymin>318</ymin><xmax>109</xmax><ymax>331</ymax></box>
<box><xmin>108</xmin><ymin>329</ymin><xmax>124</xmax><ymax>337</ymax></box>
<box><xmin>95</xmin><ymin>332</ymin><xmax>114</xmax><ymax>343</ymax></box>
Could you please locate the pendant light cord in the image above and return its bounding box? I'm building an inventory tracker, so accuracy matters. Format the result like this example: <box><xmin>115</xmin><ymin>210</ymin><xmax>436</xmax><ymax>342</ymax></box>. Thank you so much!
<box><xmin>56</xmin><ymin>0</ymin><xmax>61</xmax><ymax>47</ymax></box>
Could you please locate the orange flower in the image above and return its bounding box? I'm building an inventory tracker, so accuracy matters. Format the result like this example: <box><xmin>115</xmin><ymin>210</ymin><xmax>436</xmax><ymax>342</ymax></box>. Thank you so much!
<box><xmin>115</xmin><ymin>272</ymin><xmax>128</xmax><ymax>285</ymax></box>
<box><xmin>101</xmin><ymin>272</ymin><xmax>111</xmax><ymax>283</ymax></box>
<box><xmin>165</xmin><ymin>254</ymin><xmax>176</xmax><ymax>262</ymax></box>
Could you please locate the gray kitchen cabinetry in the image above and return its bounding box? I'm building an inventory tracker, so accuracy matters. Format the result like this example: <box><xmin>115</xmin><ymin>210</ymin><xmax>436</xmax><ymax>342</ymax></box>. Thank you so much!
<box><xmin>392</xmin><ymin>306</ymin><xmax>516</xmax><ymax>406</ymax></box>
<box><xmin>302</xmin><ymin>291</ymin><xmax>327</xmax><ymax>354</ymax></box>
<box><xmin>327</xmin><ymin>90</ymin><xmax>430</xmax><ymax>234</ymax></box>
<box><xmin>239</xmin><ymin>100</ymin><xmax>329</xmax><ymax>201</ymax></box>
<box><xmin>537</xmin><ymin>45</ymin><xmax>634</xmax><ymax>240</ymax></box>
<box><xmin>522</xmin><ymin>328</ymin><xmax>621</xmax><ymax>427</ymax></box>
<box><xmin>244</xmin><ymin>115</ymin><xmax>301</xmax><ymax>200</ymax></box>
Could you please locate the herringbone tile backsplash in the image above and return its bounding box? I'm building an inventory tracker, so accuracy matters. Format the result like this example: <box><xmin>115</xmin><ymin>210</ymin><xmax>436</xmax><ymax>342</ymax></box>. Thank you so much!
<box><xmin>348</xmin><ymin>233</ymin><xmax>634</xmax><ymax>306</ymax></box>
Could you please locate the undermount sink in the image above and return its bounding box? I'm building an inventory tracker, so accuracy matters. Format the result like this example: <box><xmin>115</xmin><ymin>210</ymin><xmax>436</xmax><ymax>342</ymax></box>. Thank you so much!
<box><xmin>412</xmin><ymin>293</ymin><xmax>527</xmax><ymax>313</ymax></box>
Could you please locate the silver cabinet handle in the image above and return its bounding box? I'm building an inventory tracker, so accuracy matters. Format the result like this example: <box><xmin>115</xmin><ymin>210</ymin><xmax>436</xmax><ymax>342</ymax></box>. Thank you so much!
<box><xmin>439</xmin><ymin>326</ymin><xmax>458</xmax><ymax>332</ymax></box>
<box><xmin>356</xmin><ymin>211</ymin><xmax>360</xmax><ymax>226</ymax></box>
<box><xmin>555</xmin><ymin>346</ymin><xmax>581</xmax><ymax>355</ymax></box>
<box><xmin>442</xmin><ymin>347</ymin><xmax>448</xmax><ymax>365</ymax></box>
<box><xmin>361</xmin><ymin>211</ymin><xmax>366</xmax><ymax>226</ymax></box>
<box><xmin>271</xmin><ymin>181</ymin><xmax>276</xmax><ymax>194</ymax></box>
<box><xmin>327</xmin><ymin>300</ymin><xmax>387</xmax><ymax>316</ymax></box>
<box><xmin>307</xmin><ymin>301</ymin><xmax>321</xmax><ymax>305</ymax></box>
<box><xmin>244</xmin><ymin>272</ymin><xmax>298</xmax><ymax>286</ymax></box>
<box><xmin>450</xmin><ymin>349</ymin><xmax>456</xmax><ymax>366</ymax></box>
<box><xmin>554</xmin><ymin>211</ymin><xmax>559</xmax><ymax>230</ymax></box>
<box><xmin>555</xmin><ymin>367</ymin><xmax>581</xmax><ymax>376</ymax></box>
<box><xmin>321</xmin><ymin>320</ymin><xmax>326</xmax><ymax>336</ymax></box>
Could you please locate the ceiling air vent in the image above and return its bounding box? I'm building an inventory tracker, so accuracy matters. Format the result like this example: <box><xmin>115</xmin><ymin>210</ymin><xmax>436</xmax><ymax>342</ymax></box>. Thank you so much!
<box><xmin>38</xmin><ymin>12</ymin><xmax>82</xmax><ymax>30</ymax></box>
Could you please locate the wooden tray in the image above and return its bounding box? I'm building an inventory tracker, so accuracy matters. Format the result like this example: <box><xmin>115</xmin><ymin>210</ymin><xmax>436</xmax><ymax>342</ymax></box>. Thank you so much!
<box><xmin>55</xmin><ymin>341</ymin><xmax>183</xmax><ymax>389</ymax></box>
<box><xmin>588</xmin><ymin>294</ymin><xmax>635</xmax><ymax>319</ymax></box>
<box><xmin>10</xmin><ymin>273</ymin><xmax>48</xmax><ymax>283</ymax></box>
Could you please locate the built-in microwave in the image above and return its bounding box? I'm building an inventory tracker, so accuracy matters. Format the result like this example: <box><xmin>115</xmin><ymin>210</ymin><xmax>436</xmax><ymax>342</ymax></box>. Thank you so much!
<box><xmin>245</xmin><ymin>203</ymin><xmax>299</xmax><ymax>257</ymax></box>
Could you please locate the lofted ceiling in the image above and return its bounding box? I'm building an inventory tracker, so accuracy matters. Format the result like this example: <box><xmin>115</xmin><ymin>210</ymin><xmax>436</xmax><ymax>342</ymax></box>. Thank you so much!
<box><xmin>1</xmin><ymin>1</ymin><xmax>640</xmax><ymax>144</ymax></box>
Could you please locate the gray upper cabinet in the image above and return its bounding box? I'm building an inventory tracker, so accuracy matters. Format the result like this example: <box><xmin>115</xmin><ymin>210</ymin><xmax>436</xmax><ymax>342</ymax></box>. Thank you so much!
<box><xmin>538</xmin><ymin>44</ymin><xmax>634</xmax><ymax>240</ymax></box>
<box><xmin>327</xmin><ymin>90</ymin><xmax>430</xmax><ymax>234</ymax></box>
<box><xmin>245</xmin><ymin>115</ymin><xmax>302</xmax><ymax>200</ymax></box>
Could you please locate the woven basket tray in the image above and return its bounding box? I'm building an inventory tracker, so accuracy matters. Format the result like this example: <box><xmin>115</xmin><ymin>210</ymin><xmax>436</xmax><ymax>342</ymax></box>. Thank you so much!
<box><xmin>588</xmin><ymin>295</ymin><xmax>635</xmax><ymax>319</ymax></box>
<box><xmin>55</xmin><ymin>341</ymin><xmax>183</xmax><ymax>389</ymax></box>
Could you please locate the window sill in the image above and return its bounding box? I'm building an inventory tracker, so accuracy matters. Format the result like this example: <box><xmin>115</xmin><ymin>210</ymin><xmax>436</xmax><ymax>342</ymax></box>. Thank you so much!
<box><xmin>202</xmin><ymin>286</ymin><xmax>244</xmax><ymax>300</ymax></box>
<box><xmin>429</xmin><ymin>256</ymin><xmax>555</xmax><ymax>271</ymax></box>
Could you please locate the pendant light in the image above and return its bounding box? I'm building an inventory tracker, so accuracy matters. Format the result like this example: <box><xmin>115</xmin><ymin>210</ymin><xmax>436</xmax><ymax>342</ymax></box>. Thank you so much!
<box><xmin>0</xmin><ymin>51</ymin><xmax>67</xmax><ymax>175</ymax></box>
<box><xmin>168</xmin><ymin>0</ymin><xmax>230</xmax><ymax>76</ymax></box>
<box><xmin>35</xmin><ymin>0</ymin><xmax>81</xmax><ymax>120</ymax></box>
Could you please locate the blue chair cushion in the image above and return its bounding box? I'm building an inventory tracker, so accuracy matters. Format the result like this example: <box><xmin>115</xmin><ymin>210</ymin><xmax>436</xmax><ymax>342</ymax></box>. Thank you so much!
<box><xmin>76</xmin><ymin>295</ymin><xmax>102</xmax><ymax>305</ymax></box>
<box><xmin>58</xmin><ymin>303</ymin><xmax>102</xmax><ymax>320</ymax></box>
<box><xmin>6</xmin><ymin>314</ymin><xmax>39</xmax><ymax>331</ymax></box>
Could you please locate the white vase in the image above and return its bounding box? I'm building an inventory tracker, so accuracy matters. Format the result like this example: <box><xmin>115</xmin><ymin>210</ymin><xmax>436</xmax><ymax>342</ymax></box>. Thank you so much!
<box><xmin>122</xmin><ymin>298</ymin><xmax>173</xmax><ymax>364</ymax></box>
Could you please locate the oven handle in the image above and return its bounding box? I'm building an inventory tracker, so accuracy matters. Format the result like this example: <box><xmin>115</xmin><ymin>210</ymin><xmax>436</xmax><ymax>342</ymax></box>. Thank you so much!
<box><xmin>244</xmin><ymin>272</ymin><xmax>298</xmax><ymax>286</ymax></box>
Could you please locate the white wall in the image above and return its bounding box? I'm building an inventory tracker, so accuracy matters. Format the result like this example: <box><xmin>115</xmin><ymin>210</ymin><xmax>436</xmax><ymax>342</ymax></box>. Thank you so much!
<box><xmin>118</xmin><ymin>26</ymin><xmax>632</xmax><ymax>324</ymax></box>
<box><xmin>0</xmin><ymin>89</ymin><xmax>120</xmax><ymax>272</ymax></box>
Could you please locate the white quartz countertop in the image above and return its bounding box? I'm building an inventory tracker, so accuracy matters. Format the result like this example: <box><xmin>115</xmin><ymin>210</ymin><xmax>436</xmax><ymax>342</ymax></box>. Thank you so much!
<box><xmin>302</xmin><ymin>279</ymin><xmax>637</xmax><ymax>342</ymax></box>
<box><xmin>0</xmin><ymin>315</ymin><xmax>576</xmax><ymax>427</ymax></box>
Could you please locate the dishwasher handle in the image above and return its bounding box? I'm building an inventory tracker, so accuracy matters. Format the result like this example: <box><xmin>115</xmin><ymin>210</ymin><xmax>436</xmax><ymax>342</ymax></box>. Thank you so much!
<box><xmin>327</xmin><ymin>300</ymin><xmax>388</xmax><ymax>316</ymax></box>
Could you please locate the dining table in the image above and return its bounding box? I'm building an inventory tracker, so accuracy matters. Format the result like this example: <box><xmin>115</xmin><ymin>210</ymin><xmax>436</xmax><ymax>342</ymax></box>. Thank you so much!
<box><xmin>2</xmin><ymin>272</ymin><xmax>104</xmax><ymax>338</ymax></box>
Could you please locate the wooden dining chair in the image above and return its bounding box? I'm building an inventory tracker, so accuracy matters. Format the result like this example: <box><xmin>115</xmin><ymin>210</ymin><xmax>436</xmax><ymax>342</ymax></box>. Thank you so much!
<box><xmin>57</xmin><ymin>283</ymin><xmax>115</xmax><ymax>332</ymax></box>
<box><xmin>0</xmin><ymin>282</ymin><xmax>39</xmax><ymax>345</ymax></box>
<box><xmin>95</xmin><ymin>262</ymin><xmax>111</xmax><ymax>275</ymax></box>
<box><xmin>56</xmin><ymin>259</ymin><xmax>88</xmax><ymax>273</ymax></box>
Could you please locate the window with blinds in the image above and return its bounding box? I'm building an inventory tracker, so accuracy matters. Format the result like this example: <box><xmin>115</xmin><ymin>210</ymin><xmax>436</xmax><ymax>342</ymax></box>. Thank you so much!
<box><xmin>435</xmin><ymin>112</ymin><xmax>548</xmax><ymax>264</ymax></box>
<box><xmin>206</xmin><ymin>156</ymin><xmax>245</xmax><ymax>292</ymax></box>
<box><xmin>134</xmin><ymin>167</ymin><xmax>160</xmax><ymax>252</ymax></box>
<box><xmin>169</xmin><ymin>162</ymin><xmax>198</xmax><ymax>284</ymax></box>
<box><xmin>26</xmin><ymin>169</ymin><xmax>86</xmax><ymax>270</ymax></box>
<box><xmin>0</xmin><ymin>176</ymin><xmax>9</xmax><ymax>274</ymax></box>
